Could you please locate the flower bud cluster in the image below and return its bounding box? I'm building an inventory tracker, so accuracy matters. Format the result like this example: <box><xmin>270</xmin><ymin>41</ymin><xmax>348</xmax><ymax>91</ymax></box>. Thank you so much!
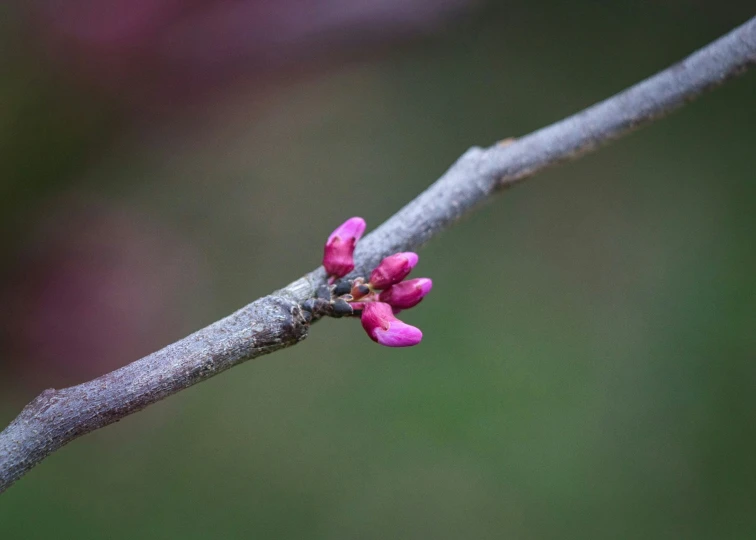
<box><xmin>307</xmin><ymin>217</ymin><xmax>433</xmax><ymax>347</ymax></box>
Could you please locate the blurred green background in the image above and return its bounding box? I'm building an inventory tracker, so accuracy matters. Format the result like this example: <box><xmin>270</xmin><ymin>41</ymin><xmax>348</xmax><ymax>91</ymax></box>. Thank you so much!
<box><xmin>2</xmin><ymin>1</ymin><xmax>755</xmax><ymax>538</ymax></box>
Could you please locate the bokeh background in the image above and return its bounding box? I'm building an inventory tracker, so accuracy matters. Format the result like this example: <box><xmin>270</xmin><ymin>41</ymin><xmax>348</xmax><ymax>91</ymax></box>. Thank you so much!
<box><xmin>2</xmin><ymin>1</ymin><xmax>755</xmax><ymax>538</ymax></box>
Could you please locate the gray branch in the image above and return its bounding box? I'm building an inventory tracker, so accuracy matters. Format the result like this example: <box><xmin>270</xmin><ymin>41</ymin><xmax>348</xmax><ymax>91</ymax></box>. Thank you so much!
<box><xmin>2</xmin><ymin>16</ymin><xmax>755</xmax><ymax>494</ymax></box>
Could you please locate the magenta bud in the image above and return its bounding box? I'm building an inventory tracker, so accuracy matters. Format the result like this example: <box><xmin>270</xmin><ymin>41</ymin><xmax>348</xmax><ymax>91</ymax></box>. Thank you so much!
<box><xmin>378</xmin><ymin>278</ymin><xmax>433</xmax><ymax>310</ymax></box>
<box><xmin>369</xmin><ymin>252</ymin><xmax>419</xmax><ymax>289</ymax></box>
<box><xmin>360</xmin><ymin>302</ymin><xmax>423</xmax><ymax>347</ymax></box>
<box><xmin>323</xmin><ymin>217</ymin><xmax>366</xmax><ymax>278</ymax></box>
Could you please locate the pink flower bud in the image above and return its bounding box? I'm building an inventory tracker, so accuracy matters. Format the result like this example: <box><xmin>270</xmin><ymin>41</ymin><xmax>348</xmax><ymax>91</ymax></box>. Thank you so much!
<box><xmin>378</xmin><ymin>278</ymin><xmax>433</xmax><ymax>310</ymax></box>
<box><xmin>360</xmin><ymin>302</ymin><xmax>423</xmax><ymax>347</ymax></box>
<box><xmin>369</xmin><ymin>252</ymin><xmax>419</xmax><ymax>289</ymax></box>
<box><xmin>323</xmin><ymin>217</ymin><xmax>366</xmax><ymax>278</ymax></box>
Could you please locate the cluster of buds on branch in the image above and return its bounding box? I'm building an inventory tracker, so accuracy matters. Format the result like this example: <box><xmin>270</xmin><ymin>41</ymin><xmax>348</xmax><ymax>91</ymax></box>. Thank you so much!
<box><xmin>301</xmin><ymin>217</ymin><xmax>432</xmax><ymax>347</ymax></box>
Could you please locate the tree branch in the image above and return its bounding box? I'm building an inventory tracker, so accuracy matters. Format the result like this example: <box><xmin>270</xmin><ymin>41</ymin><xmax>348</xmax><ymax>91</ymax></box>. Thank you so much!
<box><xmin>2</xmin><ymin>16</ymin><xmax>755</xmax><ymax>494</ymax></box>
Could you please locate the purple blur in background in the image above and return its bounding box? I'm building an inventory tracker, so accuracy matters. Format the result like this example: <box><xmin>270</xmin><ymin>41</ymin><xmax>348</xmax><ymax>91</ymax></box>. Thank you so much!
<box><xmin>34</xmin><ymin>0</ymin><xmax>476</xmax><ymax>109</ymax></box>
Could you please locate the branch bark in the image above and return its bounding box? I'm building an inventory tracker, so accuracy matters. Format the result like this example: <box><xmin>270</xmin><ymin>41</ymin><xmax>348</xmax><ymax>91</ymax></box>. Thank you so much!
<box><xmin>2</xmin><ymin>16</ymin><xmax>755</xmax><ymax>494</ymax></box>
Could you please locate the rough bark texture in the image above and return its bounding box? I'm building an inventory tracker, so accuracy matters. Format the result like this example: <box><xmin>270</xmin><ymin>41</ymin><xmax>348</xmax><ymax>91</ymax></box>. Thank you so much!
<box><xmin>1</xmin><ymin>16</ymin><xmax>755</xmax><ymax>494</ymax></box>
<box><xmin>0</xmin><ymin>297</ymin><xmax>309</xmax><ymax>492</ymax></box>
